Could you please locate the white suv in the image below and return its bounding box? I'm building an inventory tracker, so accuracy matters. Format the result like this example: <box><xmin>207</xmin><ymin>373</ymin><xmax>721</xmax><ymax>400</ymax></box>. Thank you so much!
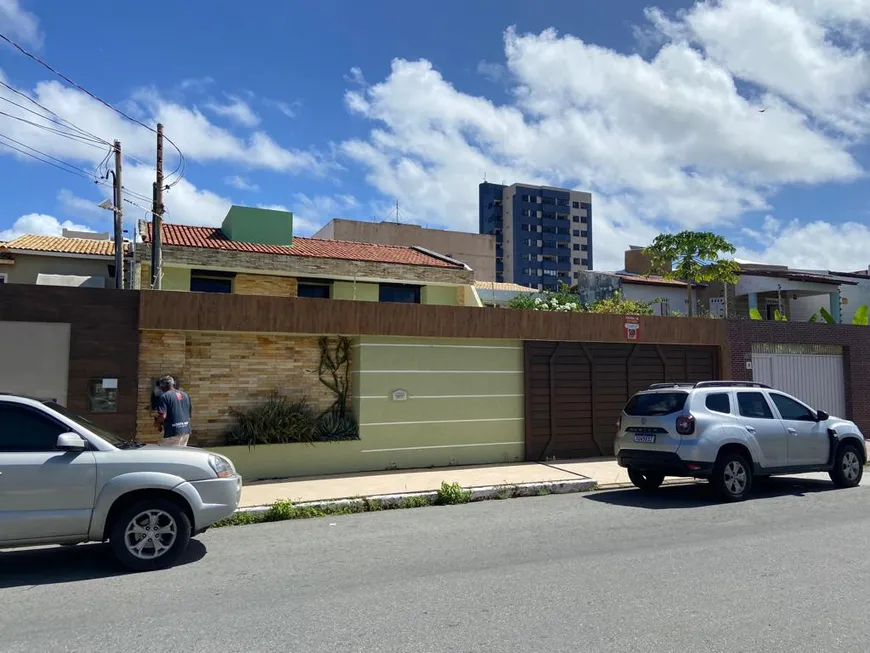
<box><xmin>614</xmin><ymin>381</ymin><xmax>865</xmax><ymax>501</ymax></box>
<box><xmin>0</xmin><ymin>394</ymin><xmax>242</xmax><ymax>570</ymax></box>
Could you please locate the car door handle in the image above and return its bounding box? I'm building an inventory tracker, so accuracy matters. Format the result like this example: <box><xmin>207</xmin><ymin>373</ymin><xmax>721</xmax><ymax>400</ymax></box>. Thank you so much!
<box><xmin>787</xmin><ymin>428</ymin><xmax>797</xmax><ymax>435</ymax></box>
<box><xmin>745</xmin><ymin>426</ymin><xmax>756</xmax><ymax>434</ymax></box>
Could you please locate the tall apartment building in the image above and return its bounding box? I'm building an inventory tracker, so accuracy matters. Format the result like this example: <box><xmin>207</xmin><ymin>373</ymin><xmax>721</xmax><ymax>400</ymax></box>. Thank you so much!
<box><xmin>479</xmin><ymin>182</ymin><xmax>592</xmax><ymax>290</ymax></box>
<box><xmin>313</xmin><ymin>219</ymin><xmax>497</xmax><ymax>281</ymax></box>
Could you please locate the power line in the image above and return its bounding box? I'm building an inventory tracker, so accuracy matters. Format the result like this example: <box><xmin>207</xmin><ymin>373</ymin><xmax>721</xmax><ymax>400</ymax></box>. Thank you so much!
<box><xmin>0</xmin><ymin>108</ymin><xmax>109</xmax><ymax>149</ymax></box>
<box><xmin>0</xmin><ymin>132</ymin><xmax>165</xmax><ymax>212</ymax></box>
<box><xmin>0</xmin><ymin>79</ymin><xmax>110</xmax><ymax>145</ymax></box>
<box><xmin>0</xmin><ymin>30</ymin><xmax>187</xmax><ymax>186</ymax></box>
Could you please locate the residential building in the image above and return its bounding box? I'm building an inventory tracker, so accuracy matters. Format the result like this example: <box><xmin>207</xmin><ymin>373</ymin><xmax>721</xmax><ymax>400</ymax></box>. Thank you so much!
<box><xmin>474</xmin><ymin>280</ymin><xmax>539</xmax><ymax>308</ymax></box>
<box><xmin>621</xmin><ymin>245</ymin><xmax>854</xmax><ymax>321</ymax></box>
<box><xmin>479</xmin><ymin>181</ymin><xmax>592</xmax><ymax>290</ymax></box>
<box><xmin>0</xmin><ymin>229</ymin><xmax>130</xmax><ymax>287</ymax></box>
<box><xmin>313</xmin><ymin>219</ymin><xmax>497</xmax><ymax>282</ymax></box>
<box><xmin>136</xmin><ymin>205</ymin><xmax>481</xmax><ymax>306</ymax></box>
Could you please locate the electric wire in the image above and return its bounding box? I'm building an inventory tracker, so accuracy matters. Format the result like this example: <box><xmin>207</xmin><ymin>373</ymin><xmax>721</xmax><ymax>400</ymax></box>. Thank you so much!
<box><xmin>0</xmin><ymin>31</ymin><xmax>186</xmax><ymax>187</ymax></box>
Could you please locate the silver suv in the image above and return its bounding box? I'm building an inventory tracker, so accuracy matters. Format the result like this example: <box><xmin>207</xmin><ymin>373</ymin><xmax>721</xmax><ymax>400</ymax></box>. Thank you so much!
<box><xmin>614</xmin><ymin>381</ymin><xmax>866</xmax><ymax>501</ymax></box>
<box><xmin>0</xmin><ymin>395</ymin><xmax>242</xmax><ymax>570</ymax></box>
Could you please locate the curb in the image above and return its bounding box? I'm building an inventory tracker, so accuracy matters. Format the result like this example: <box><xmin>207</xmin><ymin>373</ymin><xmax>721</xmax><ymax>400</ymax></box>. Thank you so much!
<box><xmin>233</xmin><ymin>477</ymin><xmax>599</xmax><ymax>516</ymax></box>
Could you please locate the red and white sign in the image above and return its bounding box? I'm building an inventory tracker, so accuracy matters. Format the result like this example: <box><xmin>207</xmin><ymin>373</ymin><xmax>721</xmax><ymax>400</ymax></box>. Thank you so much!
<box><xmin>624</xmin><ymin>315</ymin><xmax>640</xmax><ymax>340</ymax></box>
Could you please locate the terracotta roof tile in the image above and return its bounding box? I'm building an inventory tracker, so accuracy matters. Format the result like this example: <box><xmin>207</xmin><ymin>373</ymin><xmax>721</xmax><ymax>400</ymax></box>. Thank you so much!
<box><xmin>3</xmin><ymin>234</ymin><xmax>123</xmax><ymax>257</ymax></box>
<box><xmin>142</xmin><ymin>223</ymin><xmax>462</xmax><ymax>268</ymax></box>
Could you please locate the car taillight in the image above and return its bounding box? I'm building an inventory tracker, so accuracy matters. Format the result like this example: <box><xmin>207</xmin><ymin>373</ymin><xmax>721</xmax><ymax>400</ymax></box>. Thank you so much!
<box><xmin>676</xmin><ymin>414</ymin><xmax>695</xmax><ymax>436</ymax></box>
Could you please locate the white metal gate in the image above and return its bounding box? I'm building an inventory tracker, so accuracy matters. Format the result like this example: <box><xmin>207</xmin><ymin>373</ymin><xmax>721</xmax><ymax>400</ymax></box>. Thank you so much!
<box><xmin>751</xmin><ymin>344</ymin><xmax>846</xmax><ymax>417</ymax></box>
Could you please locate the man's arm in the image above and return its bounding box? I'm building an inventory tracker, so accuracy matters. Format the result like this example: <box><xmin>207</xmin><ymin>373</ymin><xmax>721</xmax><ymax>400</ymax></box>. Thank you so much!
<box><xmin>155</xmin><ymin>392</ymin><xmax>169</xmax><ymax>430</ymax></box>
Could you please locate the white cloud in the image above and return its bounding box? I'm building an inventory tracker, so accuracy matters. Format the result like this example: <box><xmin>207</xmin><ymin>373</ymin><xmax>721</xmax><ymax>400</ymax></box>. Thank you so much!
<box><xmin>204</xmin><ymin>94</ymin><xmax>260</xmax><ymax>127</ymax></box>
<box><xmin>340</xmin><ymin>1</ymin><xmax>868</xmax><ymax>270</ymax></box>
<box><xmin>0</xmin><ymin>212</ymin><xmax>91</xmax><ymax>241</ymax></box>
<box><xmin>739</xmin><ymin>215</ymin><xmax>870</xmax><ymax>271</ymax></box>
<box><xmin>0</xmin><ymin>0</ymin><xmax>41</xmax><ymax>49</ymax></box>
<box><xmin>178</xmin><ymin>77</ymin><xmax>214</xmax><ymax>92</ymax></box>
<box><xmin>224</xmin><ymin>175</ymin><xmax>259</xmax><ymax>192</ymax></box>
<box><xmin>264</xmin><ymin>99</ymin><xmax>300</xmax><ymax>118</ymax></box>
<box><xmin>57</xmin><ymin>188</ymin><xmax>105</xmax><ymax>219</ymax></box>
<box><xmin>255</xmin><ymin>194</ymin><xmax>359</xmax><ymax>236</ymax></box>
<box><xmin>477</xmin><ymin>60</ymin><xmax>507</xmax><ymax>83</ymax></box>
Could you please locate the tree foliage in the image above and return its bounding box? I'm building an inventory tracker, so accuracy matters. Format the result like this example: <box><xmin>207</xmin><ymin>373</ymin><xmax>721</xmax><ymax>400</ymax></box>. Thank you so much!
<box><xmin>643</xmin><ymin>231</ymin><xmax>740</xmax><ymax>317</ymax></box>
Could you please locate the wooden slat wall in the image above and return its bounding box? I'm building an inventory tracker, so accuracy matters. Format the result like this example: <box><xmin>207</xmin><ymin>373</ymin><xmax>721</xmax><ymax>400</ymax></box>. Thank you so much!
<box><xmin>140</xmin><ymin>291</ymin><xmax>729</xmax><ymax>346</ymax></box>
<box><xmin>0</xmin><ymin>284</ymin><xmax>140</xmax><ymax>437</ymax></box>
<box><xmin>524</xmin><ymin>342</ymin><xmax>719</xmax><ymax>460</ymax></box>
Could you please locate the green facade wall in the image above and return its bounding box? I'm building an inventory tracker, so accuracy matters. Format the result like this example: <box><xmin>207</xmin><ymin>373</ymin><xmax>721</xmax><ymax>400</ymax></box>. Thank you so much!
<box><xmin>350</xmin><ymin>335</ymin><xmax>524</xmax><ymax>472</ymax></box>
<box><xmin>162</xmin><ymin>266</ymin><xmax>191</xmax><ymax>291</ymax></box>
<box><xmin>421</xmin><ymin>285</ymin><xmax>458</xmax><ymax>305</ymax></box>
<box><xmin>221</xmin><ymin>205</ymin><xmax>294</xmax><ymax>246</ymax></box>
<box><xmin>332</xmin><ymin>280</ymin><xmax>379</xmax><ymax>301</ymax></box>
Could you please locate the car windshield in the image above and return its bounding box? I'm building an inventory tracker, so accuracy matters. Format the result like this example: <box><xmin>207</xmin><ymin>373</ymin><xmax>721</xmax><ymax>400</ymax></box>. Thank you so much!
<box><xmin>624</xmin><ymin>392</ymin><xmax>689</xmax><ymax>416</ymax></box>
<box><xmin>43</xmin><ymin>401</ymin><xmax>138</xmax><ymax>448</ymax></box>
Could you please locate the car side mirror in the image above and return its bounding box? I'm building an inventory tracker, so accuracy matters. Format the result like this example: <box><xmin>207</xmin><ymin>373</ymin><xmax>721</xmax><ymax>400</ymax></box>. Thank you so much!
<box><xmin>57</xmin><ymin>432</ymin><xmax>87</xmax><ymax>452</ymax></box>
<box><xmin>816</xmin><ymin>410</ymin><xmax>829</xmax><ymax>422</ymax></box>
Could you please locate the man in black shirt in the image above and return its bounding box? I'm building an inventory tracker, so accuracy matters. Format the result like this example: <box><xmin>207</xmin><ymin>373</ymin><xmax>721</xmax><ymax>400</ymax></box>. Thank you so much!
<box><xmin>155</xmin><ymin>375</ymin><xmax>192</xmax><ymax>446</ymax></box>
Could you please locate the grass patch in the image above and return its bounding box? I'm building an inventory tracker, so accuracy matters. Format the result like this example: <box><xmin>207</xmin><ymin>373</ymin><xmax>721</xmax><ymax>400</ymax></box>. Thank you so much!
<box><xmin>213</xmin><ymin>478</ymin><xmax>582</xmax><ymax>529</ymax></box>
<box><xmin>435</xmin><ymin>481</ymin><xmax>472</xmax><ymax>505</ymax></box>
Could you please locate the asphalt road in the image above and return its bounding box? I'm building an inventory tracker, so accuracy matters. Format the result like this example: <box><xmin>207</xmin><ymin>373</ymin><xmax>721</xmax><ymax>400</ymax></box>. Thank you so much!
<box><xmin>2</xmin><ymin>474</ymin><xmax>869</xmax><ymax>653</ymax></box>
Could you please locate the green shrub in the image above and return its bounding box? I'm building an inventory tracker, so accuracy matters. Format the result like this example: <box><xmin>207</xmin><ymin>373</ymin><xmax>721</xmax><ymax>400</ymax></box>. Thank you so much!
<box><xmin>313</xmin><ymin>406</ymin><xmax>360</xmax><ymax>441</ymax></box>
<box><xmin>436</xmin><ymin>481</ymin><xmax>472</xmax><ymax>505</ymax></box>
<box><xmin>226</xmin><ymin>392</ymin><xmax>318</xmax><ymax>446</ymax></box>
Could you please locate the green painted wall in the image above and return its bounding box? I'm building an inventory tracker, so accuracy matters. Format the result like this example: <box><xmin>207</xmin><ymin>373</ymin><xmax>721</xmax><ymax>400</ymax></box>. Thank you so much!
<box><xmin>421</xmin><ymin>285</ymin><xmax>457</xmax><ymax>306</ymax></box>
<box><xmin>162</xmin><ymin>266</ymin><xmax>191</xmax><ymax>291</ymax></box>
<box><xmin>212</xmin><ymin>335</ymin><xmax>526</xmax><ymax>480</ymax></box>
<box><xmin>332</xmin><ymin>280</ymin><xmax>379</xmax><ymax>302</ymax></box>
<box><xmin>221</xmin><ymin>205</ymin><xmax>293</xmax><ymax>246</ymax></box>
<box><xmin>352</xmin><ymin>336</ymin><xmax>524</xmax><ymax>471</ymax></box>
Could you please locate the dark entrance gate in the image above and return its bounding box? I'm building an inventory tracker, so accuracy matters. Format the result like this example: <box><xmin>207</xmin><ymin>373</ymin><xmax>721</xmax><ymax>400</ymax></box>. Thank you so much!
<box><xmin>523</xmin><ymin>342</ymin><xmax>719</xmax><ymax>460</ymax></box>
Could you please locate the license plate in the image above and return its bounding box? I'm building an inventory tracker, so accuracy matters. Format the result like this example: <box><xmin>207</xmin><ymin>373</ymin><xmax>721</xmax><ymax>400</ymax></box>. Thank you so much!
<box><xmin>633</xmin><ymin>434</ymin><xmax>656</xmax><ymax>443</ymax></box>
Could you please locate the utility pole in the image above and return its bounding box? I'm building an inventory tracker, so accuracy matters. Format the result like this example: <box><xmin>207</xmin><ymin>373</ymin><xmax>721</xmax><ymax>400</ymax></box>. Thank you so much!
<box><xmin>112</xmin><ymin>140</ymin><xmax>124</xmax><ymax>290</ymax></box>
<box><xmin>150</xmin><ymin>123</ymin><xmax>164</xmax><ymax>289</ymax></box>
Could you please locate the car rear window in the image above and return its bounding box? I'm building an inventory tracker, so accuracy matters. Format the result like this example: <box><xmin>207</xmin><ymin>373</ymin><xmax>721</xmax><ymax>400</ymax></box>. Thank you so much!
<box><xmin>623</xmin><ymin>392</ymin><xmax>688</xmax><ymax>416</ymax></box>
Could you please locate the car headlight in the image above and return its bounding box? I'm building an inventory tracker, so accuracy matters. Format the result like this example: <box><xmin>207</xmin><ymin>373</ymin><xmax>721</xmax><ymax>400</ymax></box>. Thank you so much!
<box><xmin>208</xmin><ymin>454</ymin><xmax>235</xmax><ymax>478</ymax></box>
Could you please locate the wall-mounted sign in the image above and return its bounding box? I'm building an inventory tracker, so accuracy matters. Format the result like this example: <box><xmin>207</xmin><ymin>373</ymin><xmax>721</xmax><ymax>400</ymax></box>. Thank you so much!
<box><xmin>624</xmin><ymin>315</ymin><xmax>640</xmax><ymax>341</ymax></box>
<box><xmin>745</xmin><ymin>360</ymin><xmax>753</xmax><ymax>370</ymax></box>
<box><xmin>391</xmin><ymin>389</ymin><xmax>409</xmax><ymax>402</ymax></box>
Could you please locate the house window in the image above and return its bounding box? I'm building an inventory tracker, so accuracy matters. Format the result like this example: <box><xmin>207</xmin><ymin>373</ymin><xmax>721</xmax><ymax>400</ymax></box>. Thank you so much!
<box><xmin>660</xmin><ymin>299</ymin><xmax>670</xmax><ymax>316</ymax></box>
<box><xmin>573</xmin><ymin>258</ymin><xmax>581</xmax><ymax>265</ymax></box>
<box><xmin>573</xmin><ymin>229</ymin><xmax>580</xmax><ymax>237</ymax></box>
<box><xmin>557</xmin><ymin>227</ymin><xmax>569</xmax><ymax>235</ymax></box>
<box><xmin>581</xmin><ymin>244</ymin><xmax>588</xmax><ymax>251</ymax></box>
<box><xmin>297</xmin><ymin>280</ymin><xmax>332</xmax><ymax>299</ymax></box>
<box><xmin>543</xmin><ymin>269</ymin><xmax>558</xmax><ymax>277</ymax></box>
<box><xmin>542</xmin><ymin>196</ymin><xmax>555</xmax><ymax>205</ymax></box>
<box><xmin>572</xmin><ymin>215</ymin><xmax>580</xmax><ymax>223</ymax></box>
<box><xmin>581</xmin><ymin>258</ymin><xmax>588</xmax><ymax>266</ymax></box>
<box><xmin>573</xmin><ymin>244</ymin><xmax>580</xmax><ymax>251</ymax></box>
<box><xmin>572</xmin><ymin>201</ymin><xmax>580</xmax><ymax>209</ymax></box>
<box><xmin>190</xmin><ymin>270</ymin><xmax>234</xmax><ymax>293</ymax></box>
<box><xmin>379</xmin><ymin>283</ymin><xmax>421</xmax><ymax>304</ymax></box>
<box><xmin>580</xmin><ymin>230</ymin><xmax>588</xmax><ymax>237</ymax></box>
<box><xmin>0</xmin><ymin>273</ymin><xmax>6</xmax><ymax>283</ymax></box>
<box><xmin>88</xmin><ymin>378</ymin><xmax>118</xmax><ymax>413</ymax></box>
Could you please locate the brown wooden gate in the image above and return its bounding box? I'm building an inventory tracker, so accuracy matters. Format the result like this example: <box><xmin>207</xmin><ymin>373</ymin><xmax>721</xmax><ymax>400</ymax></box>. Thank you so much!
<box><xmin>523</xmin><ymin>342</ymin><xmax>719</xmax><ymax>460</ymax></box>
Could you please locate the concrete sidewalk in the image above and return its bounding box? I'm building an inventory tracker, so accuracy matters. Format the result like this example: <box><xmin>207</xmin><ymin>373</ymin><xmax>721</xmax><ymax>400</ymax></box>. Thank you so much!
<box><xmin>238</xmin><ymin>457</ymin><xmax>694</xmax><ymax>508</ymax></box>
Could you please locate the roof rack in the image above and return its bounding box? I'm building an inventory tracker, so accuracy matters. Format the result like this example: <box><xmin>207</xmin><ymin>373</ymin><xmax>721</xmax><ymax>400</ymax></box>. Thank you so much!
<box><xmin>693</xmin><ymin>381</ymin><xmax>771</xmax><ymax>389</ymax></box>
<box><xmin>645</xmin><ymin>381</ymin><xmax>771</xmax><ymax>390</ymax></box>
<box><xmin>646</xmin><ymin>383</ymin><xmax>695</xmax><ymax>390</ymax></box>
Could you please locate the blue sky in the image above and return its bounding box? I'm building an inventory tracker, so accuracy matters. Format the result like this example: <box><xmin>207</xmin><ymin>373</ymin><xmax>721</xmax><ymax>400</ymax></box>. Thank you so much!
<box><xmin>0</xmin><ymin>0</ymin><xmax>868</xmax><ymax>271</ymax></box>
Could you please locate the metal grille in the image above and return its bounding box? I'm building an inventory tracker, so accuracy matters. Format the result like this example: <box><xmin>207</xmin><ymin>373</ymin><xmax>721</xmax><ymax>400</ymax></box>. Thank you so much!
<box><xmin>751</xmin><ymin>343</ymin><xmax>843</xmax><ymax>356</ymax></box>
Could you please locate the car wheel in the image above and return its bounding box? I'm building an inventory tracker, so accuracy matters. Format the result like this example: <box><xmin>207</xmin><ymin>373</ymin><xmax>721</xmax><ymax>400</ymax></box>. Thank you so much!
<box><xmin>830</xmin><ymin>443</ymin><xmax>864</xmax><ymax>489</ymax></box>
<box><xmin>628</xmin><ymin>468</ymin><xmax>665</xmax><ymax>492</ymax></box>
<box><xmin>712</xmin><ymin>452</ymin><xmax>752</xmax><ymax>502</ymax></box>
<box><xmin>109</xmin><ymin>497</ymin><xmax>192</xmax><ymax>572</ymax></box>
